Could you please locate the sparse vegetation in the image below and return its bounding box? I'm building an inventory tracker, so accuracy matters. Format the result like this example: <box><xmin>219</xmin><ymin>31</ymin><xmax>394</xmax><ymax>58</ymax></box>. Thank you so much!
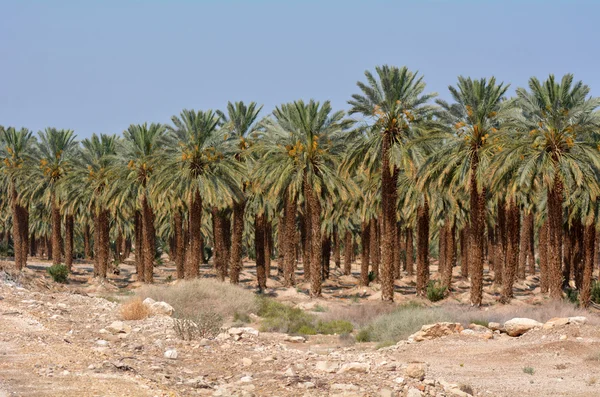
<box><xmin>523</xmin><ymin>367</ymin><xmax>535</xmax><ymax>375</ymax></box>
<box><xmin>173</xmin><ymin>311</ymin><xmax>222</xmax><ymax>340</ymax></box>
<box><xmin>426</xmin><ymin>280</ymin><xmax>447</xmax><ymax>302</ymax></box>
<box><xmin>46</xmin><ymin>264</ymin><xmax>69</xmax><ymax>283</ymax></box>
<box><xmin>119</xmin><ymin>298</ymin><xmax>150</xmax><ymax>320</ymax></box>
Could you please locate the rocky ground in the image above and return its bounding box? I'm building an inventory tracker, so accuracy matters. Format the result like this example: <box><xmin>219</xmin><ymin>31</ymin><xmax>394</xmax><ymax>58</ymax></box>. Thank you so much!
<box><xmin>1</xmin><ymin>259</ymin><xmax>600</xmax><ymax>397</ymax></box>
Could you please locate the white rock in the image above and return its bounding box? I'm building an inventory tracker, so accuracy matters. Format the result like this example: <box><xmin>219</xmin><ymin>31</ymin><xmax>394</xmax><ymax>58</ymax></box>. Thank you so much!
<box><xmin>315</xmin><ymin>361</ymin><xmax>339</xmax><ymax>373</ymax></box>
<box><xmin>106</xmin><ymin>321</ymin><xmax>130</xmax><ymax>334</ymax></box>
<box><xmin>503</xmin><ymin>318</ymin><xmax>543</xmax><ymax>337</ymax></box>
<box><xmin>149</xmin><ymin>301</ymin><xmax>174</xmax><ymax>316</ymax></box>
<box><xmin>559</xmin><ymin>334</ymin><xmax>567</xmax><ymax>341</ymax></box>
<box><xmin>405</xmin><ymin>363</ymin><xmax>426</xmax><ymax>380</ymax></box>
<box><xmin>379</xmin><ymin>388</ymin><xmax>394</xmax><ymax>397</ymax></box>
<box><xmin>393</xmin><ymin>377</ymin><xmax>405</xmax><ymax>384</ymax></box>
<box><xmin>338</xmin><ymin>362</ymin><xmax>370</xmax><ymax>374</ymax></box>
<box><xmin>284</xmin><ymin>367</ymin><xmax>296</xmax><ymax>377</ymax></box>
<box><xmin>96</xmin><ymin>340</ymin><xmax>108</xmax><ymax>346</ymax></box>
<box><xmin>216</xmin><ymin>333</ymin><xmax>230</xmax><ymax>341</ymax></box>
<box><xmin>284</xmin><ymin>335</ymin><xmax>306</xmax><ymax>343</ymax></box>
<box><xmin>568</xmin><ymin>316</ymin><xmax>587</xmax><ymax>325</ymax></box>
<box><xmin>302</xmin><ymin>382</ymin><xmax>315</xmax><ymax>389</ymax></box>
<box><xmin>406</xmin><ymin>388</ymin><xmax>423</xmax><ymax>397</ymax></box>
<box><xmin>142</xmin><ymin>297</ymin><xmax>156</xmax><ymax>305</ymax></box>
<box><xmin>242</xmin><ymin>358</ymin><xmax>253</xmax><ymax>367</ymax></box>
<box><xmin>240</xmin><ymin>375</ymin><xmax>252</xmax><ymax>383</ymax></box>
<box><xmin>164</xmin><ymin>349</ymin><xmax>178</xmax><ymax>359</ymax></box>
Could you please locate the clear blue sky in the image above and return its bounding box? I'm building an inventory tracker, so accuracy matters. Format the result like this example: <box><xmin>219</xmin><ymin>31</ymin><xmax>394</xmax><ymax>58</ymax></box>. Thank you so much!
<box><xmin>1</xmin><ymin>0</ymin><xmax>598</xmax><ymax>138</ymax></box>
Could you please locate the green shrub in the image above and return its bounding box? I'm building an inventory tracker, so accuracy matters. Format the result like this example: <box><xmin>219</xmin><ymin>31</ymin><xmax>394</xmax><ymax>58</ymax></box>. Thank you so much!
<box><xmin>316</xmin><ymin>319</ymin><xmax>353</xmax><ymax>335</ymax></box>
<box><xmin>368</xmin><ymin>271</ymin><xmax>376</xmax><ymax>283</ymax></box>
<box><xmin>355</xmin><ymin>328</ymin><xmax>373</xmax><ymax>342</ymax></box>
<box><xmin>523</xmin><ymin>366</ymin><xmax>535</xmax><ymax>375</ymax></box>
<box><xmin>469</xmin><ymin>319</ymin><xmax>489</xmax><ymax>327</ymax></box>
<box><xmin>565</xmin><ymin>288</ymin><xmax>579</xmax><ymax>306</ymax></box>
<box><xmin>312</xmin><ymin>305</ymin><xmax>327</xmax><ymax>312</ymax></box>
<box><xmin>426</xmin><ymin>280</ymin><xmax>447</xmax><ymax>302</ymax></box>
<box><xmin>375</xmin><ymin>340</ymin><xmax>395</xmax><ymax>349</ymax></box>
<box><xmin>297</xmin><ymin>325</ymin><xmax>317</xmax><ymax>335</ymax></box>
<box><xmin>47</xmin><ymin>264</ymin><xmax>69</xmax><ymax>283</ymax></box>
<box><xmin>257</xmin><ymin>298</ymin><xmax>315</xmax><ymax>334</ymax></box>
<box><xmin>591</xmin><ymin>281</ymin><xmax>600</xmax><ymax>304</ymax></box>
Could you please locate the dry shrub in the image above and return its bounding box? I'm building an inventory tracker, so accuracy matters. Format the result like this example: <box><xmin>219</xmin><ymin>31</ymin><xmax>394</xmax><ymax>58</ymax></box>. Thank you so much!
<box><xmin>174</xmin><ymin>312</ymin><xmax>223</xmax><ymax>340</ymax></box>
<box><xmin>322</xmin><ymin>302</ymin><xmax>396</xmax><ymax>328</ymax></box>
<box><xmin>137</xmin><ymin>279</ymin><xmax>258</xmax><ymax>321</ymax></box>
<box><xmin>120</xmin><ymin>298</ymin><xmax>150</xmax><ymax>320</ymax></box>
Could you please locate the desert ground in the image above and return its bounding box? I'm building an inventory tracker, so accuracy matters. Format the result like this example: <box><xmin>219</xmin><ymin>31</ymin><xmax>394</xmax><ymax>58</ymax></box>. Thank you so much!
<box><xmin>1</xmin><ymin>258</ymin><xmax>600</xmax><ymax>397</ymax></box>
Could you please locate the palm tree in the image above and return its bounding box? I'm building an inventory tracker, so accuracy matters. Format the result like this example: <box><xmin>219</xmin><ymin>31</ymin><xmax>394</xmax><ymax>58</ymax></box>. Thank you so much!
<box><xmin>163</xmin><ymin>110</ymin><xmax>241</xmax><ymax>280</ymax></box>
<box><xmin>498</xmin><ymin>74</ymin><xmax>600</xmax><ymax>299</ymax></box>
<box><xmin>256</xmin><ymin>99</ymin><xmax>354</xmax><ymax>297</ymax></box>
<box><xmin>348</xmin><ymin>65</ymin><xmax>436</xmax><ymax>302</ymax></box>
<box><xmin>119</xmin><ymin>123</ymin><xmax>168</xmax><ymax>283</ymax></box>
<box><xmin>218</xmin><ymin>101</ymin><xmax>263</xmax><ymax>284</ymax></box>
<box><xmin>26</xmin><ymin>128</ymin><xmax>78</xmax><ymax>266</ymax></box>
<box><xmin>426</xmin><ymin>76</ymin><xmax>510</xmax><ymax>305</ymax></box>
<box><xmin>0</xmin><ymin>127</ymin><xmax>35</xmax><ymax>270</ymax></box>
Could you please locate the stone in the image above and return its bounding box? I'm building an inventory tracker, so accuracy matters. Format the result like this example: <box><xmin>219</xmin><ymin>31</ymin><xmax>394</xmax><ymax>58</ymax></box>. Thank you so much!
<box><xmin>543</xmin><ymin>317</ymin><xmax>569</xmax><ymax>330</ymax></box>
<box><xmin>96</xmin><ymin>340</ymin><xmax>109</xmax><ymax>346</ymax></box>
<box><xmin>240</xmin><ymin>375</ymin><xmax>253</xmax><ymax>383</ymax></box>
<box><xmin>393</xmin><ymin>377</ymin><xmax>405</xmax><ymax>384</ymax></box>
<box><xmin>149</xmin><ymin>301</ymin><xmax>174</xmax><ymax>316</ymax></box>
<box><xmin>379</xmin><ymin>388</ymin><xmax>394</xmax><ymax>397</ymax></box>
<box><xmin>487</xmin><ymin>322</ymin><xmax>502</xmax><ymax>331</ymax></box>
<box><xmin>142</xmin><ymin>297</ymin><xmax>156</xmax><ymax>305</ymax></box>
<box><xmin>215</xmin><ymin>333</ymin><xmax>230</xmax><ymax>341</ymax></box>
<box><xmin>284</xmin><ymin>335</ymin><xmax>306</xmax><ymax>343</ymax></box>
<box><xmin>106</xmin><ymin>321</ymin><xmax>131</xmax><ymax>334</ymax></box>
<box><xmin>559</xmin><ymin>334</ymin><xmax>567</xmax><ymax>341</ymax></box>
<box><xmin>568</xmin><ymin>316</ymin><xmax>588</xmax><ymax>325</ymax></box>
<box><xmin>284</xmin><ymin>367</ymin><xmax>296</xmax><ymax>377</ymax></box>
<box><xmin>424</xmin><ymin>379</ymin><xmax>435</xmax><ymax>386</ymax></box>
<box><xmin>406</xmin><ymin>388</ymin><xmax>423</xmax><ymax>397</ymax></box>
<box><xmin>338</xmin><ymin>362</ymin><xmax>370</xmax><ymax>374</ymax></box>
<box><xmin>242</xmin><ymin>358</ymin><xmax>253</xmax><ymax>367</ymax></box>
<box><xmin>503</xmin><ymin>318</ymin><xmax>543</xmax><ymax>337</ymax></box>
<box><xmin>164</xmin><ymin>349</ymin><xmax>178</xmax><ymax>359</ymax></box>
<box><xmin>227</xmin><ymin>327</ymin><xmax>259</xmax><ymax>337</ymax></box>
<box><xmin>315</xmin><ymin>361</ymin><xmax>339</xmax><ymax>373</ymax></box>
<box><xmin>331</xmin><ymin>383</ymin><xmax>359</xmax><ymax>391</ymax></box>
<box><xmin>447</xmin><ymin>388</ymin><xmax>470</xmax><ymax>397</ymax></box>
<box><xmin>408</xmin><ymin>322</ymin><xmax>464</xmax><ymax>342</ymax></box>
<box><xmin>404</xmin><ymin>363</ymin><xmax>426</xmax><ymax>380</ymax></box>
<box><xmin>302</xmin><ymin>382</ymin><xmax>316</xmax><ymax>389</ymax></box>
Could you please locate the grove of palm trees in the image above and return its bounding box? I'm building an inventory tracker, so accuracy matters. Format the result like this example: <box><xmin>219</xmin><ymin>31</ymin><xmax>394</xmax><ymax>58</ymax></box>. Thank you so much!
<box><xmin>3</xmin><ymin>67</ymin><xmax>600</xmax><ymax>309</ymax></box>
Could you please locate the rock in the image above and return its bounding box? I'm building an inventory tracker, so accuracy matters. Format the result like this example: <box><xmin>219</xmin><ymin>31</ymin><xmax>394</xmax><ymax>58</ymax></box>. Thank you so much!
<box><xmin>379</xmin><ymin>388</ymin><xmax>394</xmax><ymax>397</ymax></box>
<box><xmin>96</xmin><ymin>340</ymin><xmax>108</xmax><ymax>346</ymax></box>
<box><xmin>568</xmin><ymin>316</ymin><xmax>587</xmax><ymax>325</ymax></box>
<box><xmin>463</xmin><ymin>324</ymin><xmax>493</xmax><ymax>339</ymax></box>
<box><xmin>228</xmin><ymin>327</ymin><xmax>259</xmax><ymax>337</ymax></box>
<box><xmin>559</xmin><ymin>334</ymin><xmax>567</xmax><ymax>341</ymax></box>
<box><xmin>331</xmin><ymin>383</ymin><xmax>359</xmax><ymax>391</ymax></box>
<box><xmin>284</xmin><ymin>367</ymin><xmax>296</xmax><ymax>377</ymax></box>
<box><xmin>408</xmin><ymin>322</ymin><xmax>464</xmax><ymax>342</ymax></box>
<box><xmin>543</xmin><ymin>317</ymin><xmax>569</xmax><ymax>329</ymax></box>
<box><xmin>393</xmin><ymin>377</ymin><xmax>405</xmax><ymax>384</ymax></box>
<box><xmin>149</xmin><ymin>301</ymin><xmax>174</xmax><ymax>316</ymax></box>
<box><xmin>338</xmin><ymin>362</ymin><xmax>370</xmax><ymax>374</ymax></box>
<box><xmin>142</xmin><ymin>297</ymin><xmax>155</xmax><ymax>305</ymax></box>
<box><xmin>424</xmin><ymin>379</ymin><xmax>435</xmax><ymax>386</ymax></box>
<box><xmin>284</xmin><ymin>335</ymin><xmax>306</xmax><ymax>343</ymax></box>
<box><xmin>215</xmin><ymin>333</ymin><xmax>230</xmax><ymax>341</ymax></box>
<box><xmin>487</xmin><ymin>322</ymin><xmax>502</xmax><ymax>331</ymax></box>
<box><xmin>302</xmin><ymin>382</ymin><xmax>315</xmax><ymax>389</ymax></box>
<box><xmin>447</xmin><ymin>388</ymin><xmax>471</xmax><ymax>396</ymax></box>
<box><xmin>164</xmin><ymin>349</ymin><xmax>178</xmax><ymax>359</ymax></box>
<box><xmin>406</xmin><ymin>388</ymin><xmax>422</xmax><ymax>397</ymax></box>
<box><xmin>240</xmin><ymin>375</ymin><xmax>252</xmax><ymax>383</ymax></box>
<box><xmin>315</xmin><ymin>361</ymin><xmax>339</xmax><ymax>373</ymax></box>
<box><xmin>106</xmin><ymin>321</ymin><xmax>130</xmax><ymax>334</ymax></box>
<box><xmin>503</xmin><ymin>318</ymin><xmax>542</xmax><ymax>337</ymax></box>
<box><xmin>242</xmin><ymin>358</ymin><xmax>253</xmax><ymax>367</ymax></box>
<box><xmin>405</xmin><ymin>363</ymin><xmax>426</xmax><ymax>380</ymax></box>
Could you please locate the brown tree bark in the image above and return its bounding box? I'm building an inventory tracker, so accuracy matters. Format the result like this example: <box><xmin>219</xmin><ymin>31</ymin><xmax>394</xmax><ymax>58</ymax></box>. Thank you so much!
<box><xmin>65</xmin><ymin>214</ymin><xmax>74</xmax><ymax>271</ymax></box>
<box><xmin>304</xmin><ymin>176</ymin><xmax>323</xmax><ymax>297</ymax></box>
<box><xmin>333</xmin><ymin>229</ymin><xmax>341</xmax><ymax>269</ymax></box>
<box><xmin>223</xmin><ymin>212</ymin><xmax>232</xmax><ymax>276</ymax></box>
<box><xmin>360</xmin><ymin>221</ymin><xmax>370</xmax><ymax>286</ymax></box>
<box><xmin>370</xmin><ymin>219</ymin><xmax>380</xmax><ymax>280</ymax></box>
<box><xmin>439</xmin><ymin>222</ymin><xmax>448</xmax><ymax>287</ymax></box>
<box><xmin>299</xmin><ymin>213</ymin><xmax>311</xmax><ymax>281</ymax></box>
<box><xmin>547</xmin><ymin>177</ymin><xmax>564</xmax><ymax>299</ymax></box>
<box><xmin>527</xmin><ymin>214</ymin><xmax>535</xmax><ymax>275</ymax></box>
<box><xmin>265</xmin><ymin>220</ymin><xmax>272</xmax><ymax>278</ymax></box>
<box><xmin>469</xmin><ymin>155</ymin><xmax>485</xmax><ymax>306</ymax></box>
<box><xmin>501</xmin><ymin>201</ymin><xmax>520</xmax><ymax>302</ymax></box>
<box><xmin>322</xmin><ymin>235</ymin><xmax>331</xmax><ymax>279</ymax></box>
<box><xmin>343</xmin><ymin>230</ymin><xmax>352</xmax><ymax>276</ymax></box>
<box><xmin>46</xmin><ymin>235</ymin><xmax>52</xmax><ymax>260</ymax></box>
<box><xmin>442</xmin><ymin>221</ymin><xmax>455</xmax><ymax>290</ymax></box>
<box><xmin>406</xmin><ymin>227</ymin><xmax>414</xmax><ymax>276</ymax></box>
<box><xmin>380</xmin><ymin>132</ymin><xmax>397</xmax><ymax>301</ymax></box>
<box><xmin>174</xmin><ymin>210</ymin><xmax>185</xmax><ymax>279</ymax></box>
<box><xmin>495</xmin><ymin>201</ymin><xmax>507</xmax><ymax>285</ymax></box>
<box><xmin>255</xmin><ymin>213</ymin><xmax>267</xmax><ymax>291</ymax></box>
<box><xmin>581</xmin><ymin>223</ymin><xmax>596</xmax><ymax>308</ymax></box>
<box><xmin>134</xmin><ymin>211</ymin><xmax>144</xmax><ymax>281</ymax></box>
<box><xmin>539</xmin><ymin>220</ymin><xmax>549</xmax><ymax>293</ymax></box>
<box><xmin>229</xmin><ymin>200</ymin><xmax>245</xmax><ymax>284</ymax></box>
<box><xmin>459</xmin><ymin>226</ymin><xmax>469</xmax><ymax>278</ymax></box>
<box><xmin>212</xmin><ymin>207</ymin><xmax>228</xmax><ymax>281</ymax></box>
<box><xmin>84</xmin><ymin>223</ymin><xmax>93</xmax><ymax>259</ymax></box>
<box><xmin>518</xmin><ymin>211</ymin><xmax>534</xmax><ymax>278</ymax></box>
<box><xmin>11</xmin><ymin>185</ymin><xmax>27</xmax><ymax>270</ymax></box>
<box><xmin>416</xmin><ymin>199</ymin><xmax>430</xmax><ymax>296</ymax></box>
<box><xmin>283</xmin><ymin>194</ymin><xmax>296</xmax><ymax>286</ymax></box>
<box><xmin>141</xmin><ymin>195</ymin><xmax>155</xmax><ymax>283</ymax></box>
<box><xmin>51</xmin><ymin>193</ymin><xmax>62</xmax><ymax>265</ymax></box>
<box><xmin>186</xmin><ymin>191</ymin><xmax>202</xmax><ymax>278</ymax></box>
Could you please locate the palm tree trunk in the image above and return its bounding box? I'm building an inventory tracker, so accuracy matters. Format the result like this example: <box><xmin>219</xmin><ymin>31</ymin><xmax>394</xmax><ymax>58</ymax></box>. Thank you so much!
<box><xmin>322</xmin><ymin>235</ymin><xmax>331</xmax><ymax>279</ymax></box>
<box><xmin>518</xmin><ymin>211</ymin><xmax>533</xmax><ymax>279</ymax></box>
<box><xmin>527</xmin><ymin>214</ymin><xmax>535</xmax><ymax>275</ymax></box>
<box><xmin>406</xmin><ymin>227</ymin><xmax>414</xmax><ymax>276</ymax></box>
<box><xmin>51</xmin><ymin>192</ymin><xmax>62</xmax><ymax>265</ymax></box>
<box><xmin>539</xmin><ymin>220</ymin><xmax>549</xmax><ymax>293</ymax></box>
<box><xmin>416</xmin><ymin>199</ymin><xmax>430</xmax><ymax>296</ymax></box>
<box><xmin>212</xmin><ymin>207</ymin><xmax>227</xmax><ymax>281</ymax></box>
<box><xmin>581</xmin><ymin>222</ymin><xmax>596</xmax><ymax>307</ymax></box>
<box><xmin>65</xmin><ymin>214</ymin><xmax>74</xmax><ymax>271</ymax></box>
<box><xmin>442</xmin><ymin>221</ymin><xmax>455</xmax><ymax>290</ymax></box>
<box><xmin>370</xmin><ymin>219</ymin><xmax>380</xmax><ymax>280</ymax></box>
<box><xmin>99</xmin><ymin>209</ymin><xmax>110</xmax><ymax>278</ymax></box>
<box><xmin>547</xmin><ymin>177</ymin><xmax>564</xmax><ymax>299</ymax></box>
<box><xmin>572</xmin><ymin>221</ymin><xmax>584</xmax><ymax>290</ymax></box>
<box><xmin>141</xmin><ymin>195</ymin><xmax>155</xmax><ymax>283</ymax></box>
<box><xmin>186</xmin><ymin>191</ymin><xmax>202</xmax><ymax>278</ymax></box>
<box><xmin>116</xmin><ymin>230</ymin><xmax>123</xmax><ymax>264</ymax></box>
<box><xmin>333</xmin><ymin>230</ymin><xmax>341</xmax><ymax>269</ymax></box>
<box><xmin>459</xmin><ymin>226</ymin><xmax>469</xmax><ymax>277</ymax></box>
<box><xmin>229</xmin><ymin>200</ymin><xmax>245</xmax><ymax>284</ymax></box>
<box><xmin>283</xmin><ymin>194</ymin><xmax>296</xmax><ymax>286</ymax></box>
<box><xmin>380</xmin><ymin>132</ymin><xmax>397</xmax><ymax>301</ymax></box>
<box><xmin>300</xmin><ymin>213</ymin><xmax>311</xmax><ymax>281</ymax></box>
<box><xmin>277</xmin><ymin>215</ymin><xmax>285</xmax><ymax>277</ymax></box>
<box><xmin>46</xmin><ymin>235</ymin><xmax>52</xmax><ymax>260</ymax></box>
<box><xmin>304</xmin><ymin>176</ymin><xmax>322</xmax><ymax>297</ymax></box>
<box><xmin>134</xmin><ymin>211</ymin><xmax>144</xmax><ymax>281</ymax></box>
<box><xmin>495</xmin><ymin>201</ymin><xmax>507</xmax><ymax>285</ymax></box>
<box><xmin>343</xmin><ymin>230</ymin><xmax>352</xmax><ymax>275</ymax></box>
<box><xmin>255</xmin><ymin>213</ymin><xmax>267</xmax><ymax>291</ymax></box>
<box><xmin>360</xmin><ymin>221</ymin><xmax>370</xmax><ymax>286</ymax></box>
<box><xmin>11</xmin><ymin>185</ymin><xmax>24</xmax><ymax>270</ymax></box>
<box><xmin>265</xmin><ymin>220</ymin><xmax>272</xmax><ymax>278</ymax></box>
<box><xmin>501</xmin><ymin>201</ymin><xmax>520</xmax><ymax>302</ymax></box>
<box><xmin>223</xmin><ymin>212</ymin><xmax>232</xmax><ymax>276</ymax></box>
<box><xmin>174</xmin><ymin>210</ymin><xmax>185</xmax><ymax>279</ymax></box>
<box><xmin>468</xmin><ymin>155</ymin><xmax>485</xmax><ymax>306</ymax></box>
<box><xmin>439</xmin><ymin>222</ymin><xmax>448</xmax><ymax>287</ymax></box>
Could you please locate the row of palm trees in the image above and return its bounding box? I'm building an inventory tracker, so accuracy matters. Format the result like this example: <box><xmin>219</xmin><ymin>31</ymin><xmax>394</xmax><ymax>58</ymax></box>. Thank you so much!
<box><xmin>2</xmin><ymin>66</ymin><xmax>600</xmax><ymax>307</ymax></box>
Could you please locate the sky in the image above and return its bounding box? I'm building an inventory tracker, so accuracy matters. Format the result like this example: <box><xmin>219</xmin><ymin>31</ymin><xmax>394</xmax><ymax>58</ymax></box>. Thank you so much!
<box><xmin>1</xmin><ymin>0</ymin><xmax>598</xmax><ymax>138</ymax></box>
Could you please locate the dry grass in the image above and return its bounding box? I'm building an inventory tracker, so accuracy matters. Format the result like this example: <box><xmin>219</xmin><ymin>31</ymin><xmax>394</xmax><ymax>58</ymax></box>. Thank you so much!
<box><xmin>321</xmin><ymin>302</ymin><xmax>396</xmax><ymax>328</ymax></box>
<box><xmin>119</xmin><ymin>298</ymin><xmax>150</xmax><ymax>320</ymax></box>
<box><xmin>136</xmin><ymin>279</ymin><xmax>258</xmax><ymax>321</ymax></box>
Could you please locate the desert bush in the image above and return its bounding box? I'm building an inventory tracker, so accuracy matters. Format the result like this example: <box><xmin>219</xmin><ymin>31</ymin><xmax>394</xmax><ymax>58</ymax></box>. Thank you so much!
<box><xmin>257</xmin><ymin>298</ymin><xmax>315</xmax><ymax>334</ymax></box>
<box><xmin>137</xmin><ymin>279</ymin><xmax>258</xmax><ymax>321</ymax></box>
<box><xmin>316</xmin><ymin>319</ymin><xmax>353</xmax><ymax>335</ymax></box>
<box><xmin>47</xmin><ymin>264</ymin><xmax>69</xmax><ymax>283</ymax></box>
<box><xmin>565</xmin><ymin>287</ymin><xmax>579</xmax><ymax>305</ymax></box>
<box><xmin>523</xmin><ymin>366</ymin><xmax>535</xmax><ymax>375</ymax></box>
<box><xmin>355</xmin><ymin>328</ymin><xmax>373</xmax><ymax>342</ymax></box>
<box><xmin>321</xmin><ymin>302</ymin><xmax>395</xmax><ymax>328</ymax></box>
<box><xmin>119</xmin><ymin>298</ymin><xmax>150</xmax><ymax>320</ymax></box>
<box><xmin>426</xmin><ymin>280</ymin><xmax>447</xmax><ymax>302</ymax></box>
<box><xmin>591</xmin><ymin>281</ymin><xmax>600</xmax><ymax>304</ymax></box>
<box><xmin>174</xmin><ymin>311</ymin><xmax>222</xmax><ymax>340</ymax></box>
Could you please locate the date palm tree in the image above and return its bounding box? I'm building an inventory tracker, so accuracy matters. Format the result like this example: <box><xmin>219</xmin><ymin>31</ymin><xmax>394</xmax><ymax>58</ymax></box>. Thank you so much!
<box><xmin>348</xmin><ymin>65</ymin><xmax>436</xmax><ymax>301</ymax></box>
